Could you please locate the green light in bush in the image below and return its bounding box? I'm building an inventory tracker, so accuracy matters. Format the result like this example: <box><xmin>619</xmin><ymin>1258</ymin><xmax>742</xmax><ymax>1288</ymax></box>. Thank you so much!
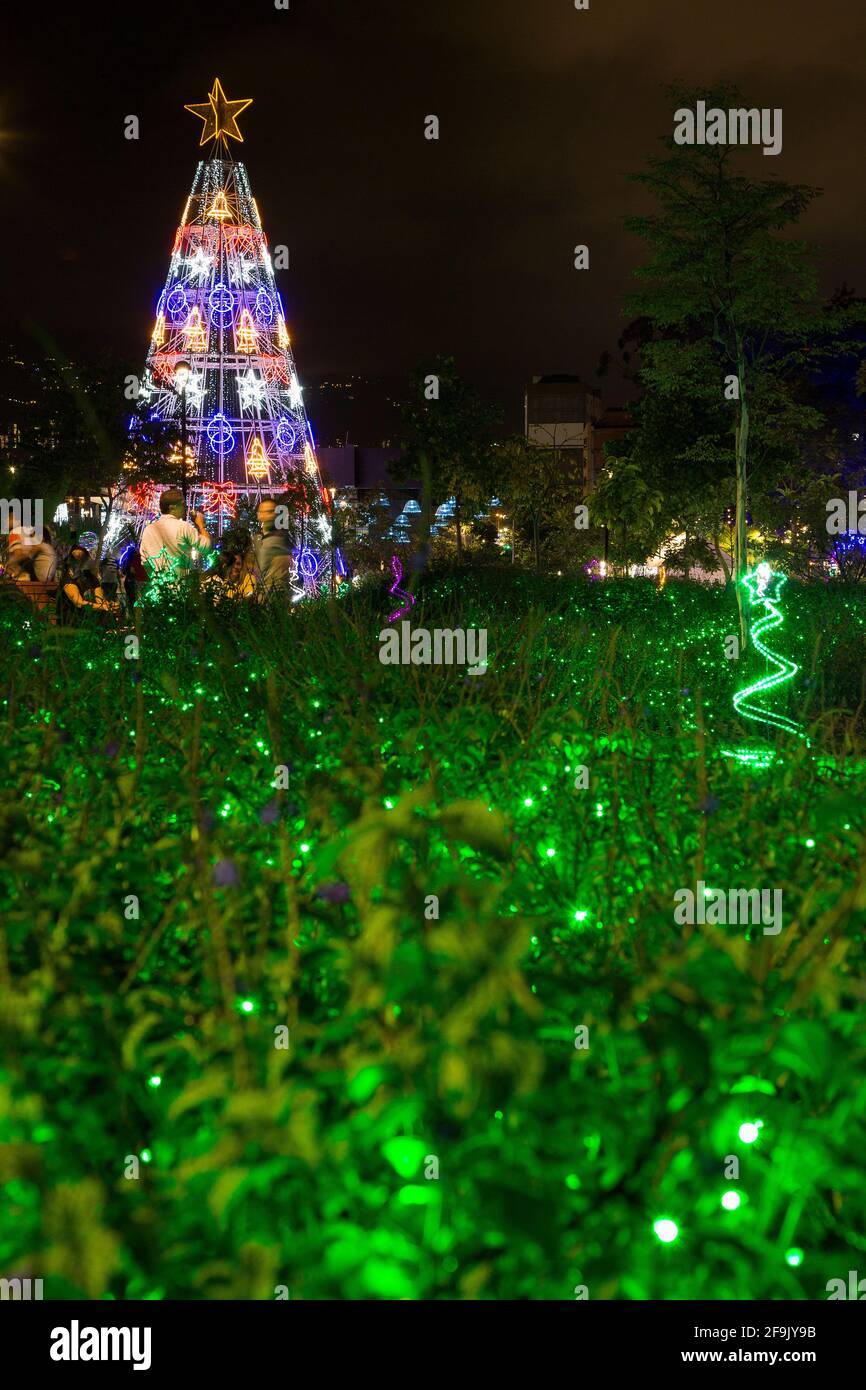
<box><xmin>573</xmin><ymin>909</ymin><xmax>589</xmax><ymax>923</ymax></box>
<box><xmin>785</xmin><ymin>1247</ymin><xmax>804</xmax><ymax>1267</ymax></box>
<box><xmin>397</xmin><ymin>1185</ymin><xmax>436</xmax><ymax>1206</ymax></box>
<box><xmin>382</xmin><ymin>1137</ymin><xmax>427</xmax><ymax>1177</ymax></box>
<box><xmin>653</xmin><ymin>1218</ymin><xmax>679</xmax><ymax>1244</ymax></box>
<box><xmin>738</xmin><ymin>1121</ymin><xmax>761</xmax><ymax>1144</ymax></box>
<box><xmin>140</xmin><ymin>1149</ymin><xmax>152</xmax><ymax>1163</ymax></box>
<box><xmin>238</xmin><ymin>998</ymin><xmax>256</xmax><ymax>1014</ymax></box>
<box><xmin>721</xmin><ymin>1191</ymin><xmax>741</xmax><ymax>1210</ymax></box>
<box><xmin>147</xmin><ymin>1075</ymin><xmax>162</xmax><ymax>1089</ymax></box>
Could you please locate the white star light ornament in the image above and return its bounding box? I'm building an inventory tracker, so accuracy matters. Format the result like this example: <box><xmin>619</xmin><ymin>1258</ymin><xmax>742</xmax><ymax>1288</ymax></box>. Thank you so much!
<box><xmin>229</xmin><ymin>257</ymin><xmax>257</xmax><ymax>286</ymax></box>
<box><xmin>288</xmin><ymin>375</ymin><xmax>303</xmax><ymax>409</ymax></box>
<box><xmin>182</xmin><ymin>371</ymin><xmax>205</xmax><ymax>408</ymax></box>
<box><xmin>186</xmin><ymin>249</ymin><xmax>214</xmax><ymax>284</ymax></box>
<box><xmin>239</xmin><ymin>369</ymin><xmax>266</xmax><ymax>411</ymax></box>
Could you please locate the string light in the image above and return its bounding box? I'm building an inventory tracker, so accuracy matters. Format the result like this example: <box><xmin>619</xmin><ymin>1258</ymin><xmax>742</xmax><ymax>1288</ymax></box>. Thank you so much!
<box><xmin>387</xmin><ymin>555</ymin><xmax>415</xmax><ymax>623</ymax></box>
<box><xmin>723</xmin><ymin>563</ymin><xmax>808</xmax><ymax>766</ymax></box>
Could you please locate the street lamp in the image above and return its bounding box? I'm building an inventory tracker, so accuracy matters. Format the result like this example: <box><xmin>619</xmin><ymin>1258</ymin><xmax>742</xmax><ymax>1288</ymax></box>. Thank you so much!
<box><xmin>174</xmin><ymin>359</ymin><xmax>192</xmax><ymax>511</ymax></box>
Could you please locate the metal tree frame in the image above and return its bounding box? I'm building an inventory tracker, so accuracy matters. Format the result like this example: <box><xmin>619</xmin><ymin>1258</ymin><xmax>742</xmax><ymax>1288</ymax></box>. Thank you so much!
<box><xmin>126</xmin><ymin>135</ymin><xmax>338</xmax><ymax>585</ymax></box>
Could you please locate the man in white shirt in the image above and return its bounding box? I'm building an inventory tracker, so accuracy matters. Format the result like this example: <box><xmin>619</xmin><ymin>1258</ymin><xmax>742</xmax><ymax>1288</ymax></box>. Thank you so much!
<box><xmin>140</xmin><ymin>490</ymin><xmax>213</xmax><ymax>576</ymax></box>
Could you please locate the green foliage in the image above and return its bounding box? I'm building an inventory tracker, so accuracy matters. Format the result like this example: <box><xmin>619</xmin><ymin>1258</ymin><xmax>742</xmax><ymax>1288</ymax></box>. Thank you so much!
<box><xmin>1</xmin><ymin>573</ymin><xmax>865</xmax><ymax>1299</ymax></box>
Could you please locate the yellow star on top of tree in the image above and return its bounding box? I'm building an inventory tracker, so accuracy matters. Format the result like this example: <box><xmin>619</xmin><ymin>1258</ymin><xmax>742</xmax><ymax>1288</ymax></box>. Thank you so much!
<box><xmin>185</xmin><ymin>79</ymin><xmax>253</xmax><ymax>146</ymax></box>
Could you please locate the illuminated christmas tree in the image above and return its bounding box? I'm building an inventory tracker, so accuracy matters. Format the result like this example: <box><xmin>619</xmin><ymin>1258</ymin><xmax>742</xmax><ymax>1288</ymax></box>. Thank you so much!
<box><xmin>125</xmin><ymin>79</ymin><xmax>339</xmax><ymax>587</ymax></box>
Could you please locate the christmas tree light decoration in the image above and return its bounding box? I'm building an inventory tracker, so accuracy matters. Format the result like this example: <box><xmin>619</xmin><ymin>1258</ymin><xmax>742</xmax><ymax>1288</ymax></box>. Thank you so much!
<box><xmin>255</xmin><ymin>289</ymin><xmax>275</xmax><ymax>325</ymax></box>
<box><xmin>245</xmin><ymin>438</ymin><xmax>271</xmax><ymax>482</ymax></box>
<box><xmin>125</xmin><ymin>84</ymin><xmax>333</xmax><ymax>562</ymax></box>
<box><xmin>166</xmin><ymin>285</ymin><xmax>190</xmax><ymax>322</ymax></box>
<box><xmin>229</xmin><ymin>256</ymin><xmax>256</xmax><ymax>286</ymax></box>
<box><xmin>239</xmin><ymin>369</ymin><xmax>266</xmax><ymax>411</ymax></box>
<box><xmin>206</xmin><ymin>412</ymin><xmax>235</xmax><ymax>453</ymax></box>
<box><xmin>295</xmin><ymin>547</ymin><xmax>320</xmax><ymax>580</ymax></box>
<box><xmin>184</xmin><ymin>307</ymin><xmax>207</xmax><ymax>350</ymax></box>
<box><xmin>208</xmin><ymin>282</ymin><xmax>235</xmax><ymax>327</ymax></box>
<box><xmin>129</xmin><ymin>482</ymin><xmax>160</xmax><ymax>516</ymax></box>
<box><xmin>387</xmin><ymin>555</ymin><xmax>415</xmax><ymax>623</ymax></box>
<box><xmin>200</xmin><ymin>482</ymin><xmax>237</xmax><ymax>521</ymax></box>
<box><xmin>235</xmin><ymin>308</ymin><xmax>258</xmax><ymax>353</ymax></box>
<box><xmin>276</xmin><ymin>417</ymin><xmax>296</xmax><ymax>451</ymax></box>
<box><xmin>185</xmin><ymin>248</ymin><xmax>213</xmax><ymax>283</ymax></box>
<box><xmin>262</xmin><ymin>355</ymin><xmax>290</xmax><ymax>386</ymax></box>
<box><xmin>206</xmin><ymin>190</ymin><xmax>233</xmax><ymax>221</ymax></box>
<box><xmin>226</xmin><ymin>224</ymin><xmax>258</xmax><ymax>258</ymax></box>
<box><xmin>723</xmin><ymin>562</ymin><xmax>808</xmax><ymax>767</ymax></box>
<box><xmin>185</xmin><ymin>77</ymin><xmax>253</xmax><ymax>147</ymax></box>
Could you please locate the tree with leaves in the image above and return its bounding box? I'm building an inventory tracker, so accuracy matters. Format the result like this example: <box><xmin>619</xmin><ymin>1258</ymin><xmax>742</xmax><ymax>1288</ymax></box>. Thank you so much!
<box><xmin>391</xmin><ymin>357</ymin><xmax>500</xmax><ymax>563</ymax></box>
<box><xmin>496</xmin><ymin>436</ymin><xmax>578</xmax><ymax>570</ymax></box>
<box><xmin>625</xmin><ymin>82</ymin><xmax>861</xmax><ymax>640</ymax></box>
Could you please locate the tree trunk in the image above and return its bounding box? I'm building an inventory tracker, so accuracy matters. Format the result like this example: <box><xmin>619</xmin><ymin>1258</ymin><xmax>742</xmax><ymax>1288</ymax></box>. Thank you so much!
<box><xmin>734</xmin><ymin>361</ymin><xmax>749</xmax><ymax>647</ymax></box>
<box><xmin>712</xmin><ymin>530</ymin><xmax>733</xmax><ymax>587</ymax></box>
<box><xmin>97</xmin><ymin>492</ymin><xmax>115</xmax><ymax>552</ymax></box>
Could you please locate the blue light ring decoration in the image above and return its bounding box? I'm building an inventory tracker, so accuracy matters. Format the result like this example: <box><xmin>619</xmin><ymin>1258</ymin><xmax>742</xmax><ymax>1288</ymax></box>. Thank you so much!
<box><xmin>208</xmin><ymin>282</ymin><xmax>236</xmax><ymax>328</ymax></box>
<box><xmin>293</xmin><ymin>547</ymin><xmax>319</xmax><ymax>580</ymax></box>
<box><xmin>166</xmin><ymin>285</ymin><xmax>190</xmax><ymax>323</ymax></box>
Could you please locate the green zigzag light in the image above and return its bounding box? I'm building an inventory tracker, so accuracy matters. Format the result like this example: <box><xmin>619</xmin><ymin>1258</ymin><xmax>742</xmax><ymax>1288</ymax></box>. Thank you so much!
<box><xmin>723</xmin><ymin>562</ymin><xmax>809</xmax><ymax>767</ymax></box>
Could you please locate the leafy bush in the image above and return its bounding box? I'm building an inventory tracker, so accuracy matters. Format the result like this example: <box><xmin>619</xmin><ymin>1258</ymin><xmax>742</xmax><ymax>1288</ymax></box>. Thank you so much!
<box><xmin>1</xmin><ymin>572</ymin><xmax>865</xmax><ymax>1299</ymax></box>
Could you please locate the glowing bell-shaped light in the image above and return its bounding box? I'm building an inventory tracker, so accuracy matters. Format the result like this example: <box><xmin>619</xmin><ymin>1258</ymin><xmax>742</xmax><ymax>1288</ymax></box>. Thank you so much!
<box><xmin>206</xmin><ymin>190</ymin><xmax>233</xmax><ymax>221</ymax></box>
<box><xmin>245</xmin><ymin>438</ymin><xmax>271</xmax><ymax>482</ymax></box>
<box><xmin>184</xmin><ymin>307</ymin><xmax>207</xmax><ymax>350</ymax></box>
<box><xmin>236</xmin><ymin>308</ymin><xmax>258</xmax><ymax>354</ymax></box>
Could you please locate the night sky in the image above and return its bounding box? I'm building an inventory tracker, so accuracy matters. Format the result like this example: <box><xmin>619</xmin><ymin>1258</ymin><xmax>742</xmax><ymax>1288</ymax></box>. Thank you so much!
<box><xmin>1</xmin><ymin>0</ymin><xmax>864</xmax><ymax>433</ymax></box>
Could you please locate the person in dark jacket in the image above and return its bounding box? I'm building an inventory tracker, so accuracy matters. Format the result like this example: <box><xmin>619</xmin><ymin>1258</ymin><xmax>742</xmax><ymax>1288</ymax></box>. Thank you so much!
<box><xmin>57</xmin><ymin>545</ymin><xmax>118</xmax><ymax>625</ymax></box>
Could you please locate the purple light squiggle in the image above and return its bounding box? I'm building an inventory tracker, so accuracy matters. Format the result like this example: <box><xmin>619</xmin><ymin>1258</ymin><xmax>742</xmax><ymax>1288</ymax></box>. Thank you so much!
<box><xmin>387</xmin><ymin>555</ymin><xmax>415</xmax><ymax>623</ymax></box>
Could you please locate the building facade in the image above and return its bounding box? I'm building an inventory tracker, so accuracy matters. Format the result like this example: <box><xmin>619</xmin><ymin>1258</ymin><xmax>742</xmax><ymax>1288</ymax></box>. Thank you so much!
<box><xmin>524</xmin><ymin>375</ymin><xmax>632</xmax><ymax>491</ymax></box>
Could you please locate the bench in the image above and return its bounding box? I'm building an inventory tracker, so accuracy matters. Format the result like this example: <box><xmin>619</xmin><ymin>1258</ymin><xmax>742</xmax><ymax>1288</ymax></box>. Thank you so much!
<box><xmin>0</xmin><ymin>579</ymin><xmax>59</xmax><ymax>617</ymax></box>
